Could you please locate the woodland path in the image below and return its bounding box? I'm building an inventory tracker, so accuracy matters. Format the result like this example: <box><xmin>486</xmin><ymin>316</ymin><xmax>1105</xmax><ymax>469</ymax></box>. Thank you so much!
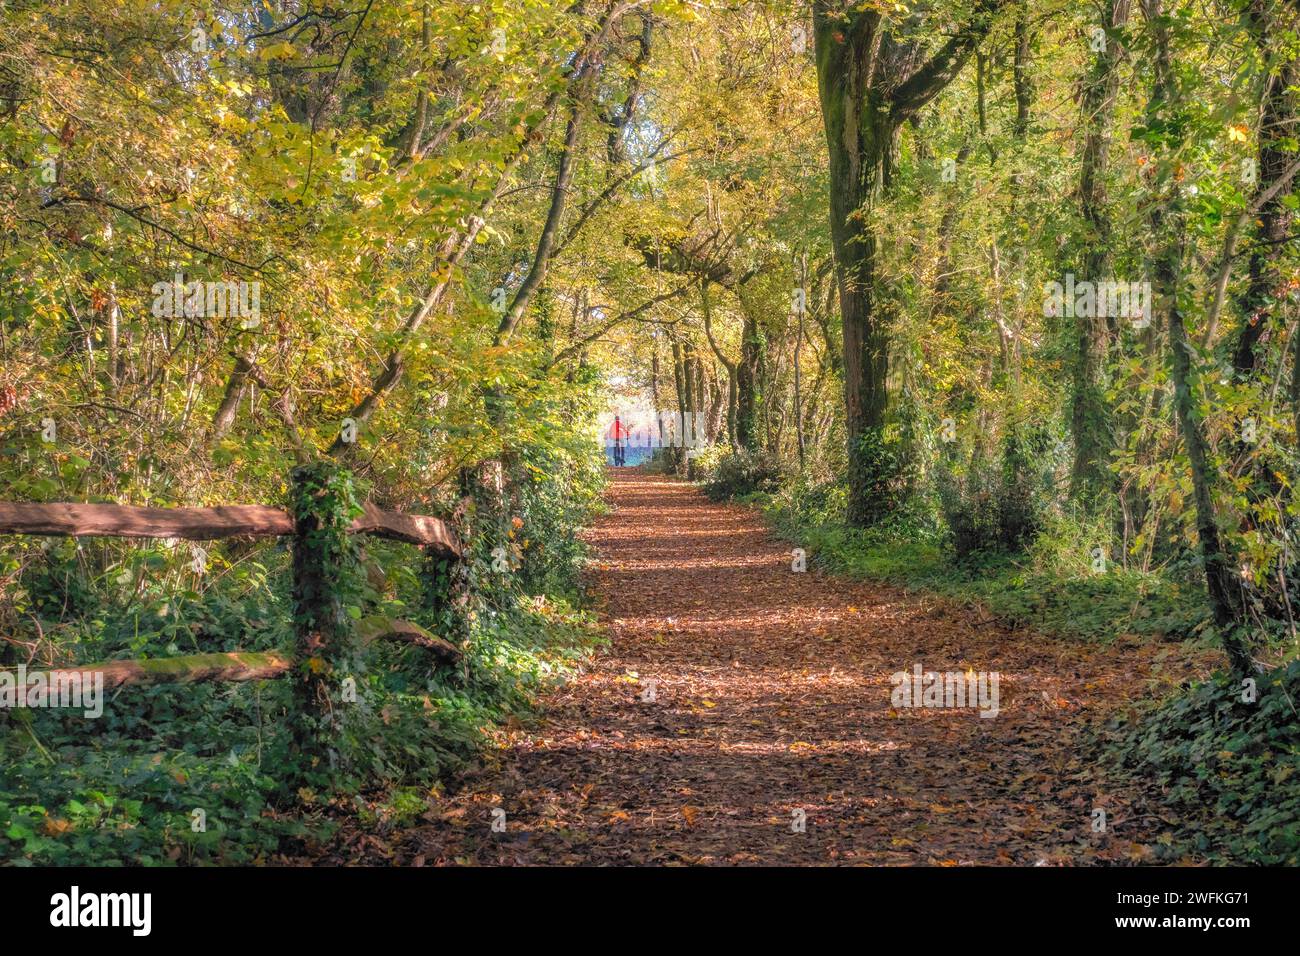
<box><xmin>334</xmin><ymin>470</ymin><xmax>1198</xmax><ymax>865</ymax></box>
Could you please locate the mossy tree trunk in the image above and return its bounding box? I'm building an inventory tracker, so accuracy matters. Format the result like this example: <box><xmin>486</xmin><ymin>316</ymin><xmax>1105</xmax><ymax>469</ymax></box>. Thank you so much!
<box><xmin>734</xmin><ymin>308</ymin><xmax>763</xmax><ymax>452</ymax></box>
<box><xmin>813</xmin><ymin>1</ymin><xmax>998</xmax><ymax>526</ymax></box>
<box><xmin>1233</xmin><ymin>0</ymin><xmax>1300</xmax><ymax>378</ymax></box>
<box><xmin>1071</xmin><ymin>0</ymin><xmax>1131</xmax><ymax>505</ymax></box>
<box><xmin>1142</xmin><ymin>0</ymin><xmax>1253</xmax><ymax>675</ymax></box>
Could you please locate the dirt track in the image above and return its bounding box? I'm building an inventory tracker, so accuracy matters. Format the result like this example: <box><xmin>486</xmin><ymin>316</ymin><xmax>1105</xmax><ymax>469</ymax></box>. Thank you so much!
<box><xmin>345</xmin><ymin>470</ymin><xmax>1200</xmax><ymax>865</ymax></box>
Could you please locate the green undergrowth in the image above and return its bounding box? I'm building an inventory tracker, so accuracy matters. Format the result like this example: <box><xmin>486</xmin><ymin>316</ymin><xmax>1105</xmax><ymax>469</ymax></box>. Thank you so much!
<box><xmin>1094</xmin><ymin>659</ymin><xmax>1300</xmax><ymax>864</ymax></box>
<box><xmin>1</xmin><ymin>453</ymin><xmax>606</xmax><ymax>865</ymax></box>
<box><xmin>0</xmin><ymin>574</ymin><xmax>602</xmax><ymax>864</ymax></box>
<box><xmin>760</xmin><ymin>484</ymin><xmax>1213</xmax><ymax>647</ymax></box>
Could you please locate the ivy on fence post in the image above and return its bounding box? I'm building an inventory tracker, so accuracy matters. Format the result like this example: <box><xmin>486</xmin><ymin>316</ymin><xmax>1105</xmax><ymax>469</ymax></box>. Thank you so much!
<box><xmin>457</xmin><ymin>462</ymin><xmax>516</xmax><ymax>611</ymax></box>
<box><xmin>288</xmin><ymin>462</ymin><xmax>364</xmax><ymax>785</ymax></box>
<box><xmin>422</xmin><ymin>497</ymin><xmax>474</xmax><ymax>653</ymax></box>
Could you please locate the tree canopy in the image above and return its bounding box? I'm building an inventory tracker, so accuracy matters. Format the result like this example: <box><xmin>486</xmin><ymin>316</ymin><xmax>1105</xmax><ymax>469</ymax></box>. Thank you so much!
<box><xmin>3</xmin><ymin>0</ymin><xmax>1300</xmax><ymax>869</ymax></box>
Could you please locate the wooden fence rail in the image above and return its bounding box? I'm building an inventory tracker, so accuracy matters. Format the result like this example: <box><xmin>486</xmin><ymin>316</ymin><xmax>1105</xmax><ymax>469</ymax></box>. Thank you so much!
<box><xmin>0</xmin><ymin>499</ymin><xmax>460</xmax><ymax>556</ymax></box>
<box><xmin>0</xmin><ymin>489</ymin><xmax>466</xmax><ymax>688</ymax></box>
<box><xmin>25</xmin><ymin>651</ymin><xmax>295</xmax><ymax>690</ymax></box>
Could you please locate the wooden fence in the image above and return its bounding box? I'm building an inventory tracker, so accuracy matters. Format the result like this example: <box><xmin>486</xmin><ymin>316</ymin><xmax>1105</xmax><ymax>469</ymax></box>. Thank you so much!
<box><xmin>0</xmin><ymin>480</ymin><xmax>466</xmax><ymax>688</ymax></box>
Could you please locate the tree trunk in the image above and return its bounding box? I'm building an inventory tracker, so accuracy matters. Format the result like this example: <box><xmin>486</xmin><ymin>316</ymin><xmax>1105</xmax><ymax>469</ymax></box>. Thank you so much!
<box><xmin>734</xmin><ymin>308</ymin><xmax>763</xmax><ymax>452</ymax></box>
<box><xmin>1143</xmin><ymin>0</ymin><xmax>1252</xmax><ymax>675</ymax></box>
<box><xmin>496</xmin><ymin>96</ymin><xmax>585</xmax><ymax>345</ymax></box>
<box><xmin>815</xmin><ymin>26</ymin><xmax>894</xmax><ymax>522</ymax></box>
<box><xmin>1233</xmin><ymin>0</ymin><xmax>1300</xmax><ymax>376</ymax></box>
<box><xmin>211</xmin><ymin>354</ymin><xmax>254</xmax><ymax>440</ymax></box>
<box><xmin>706</xmin><ymin>366</ymin><xmax>725</xmax><ymax>443</ymax></box>
<box><xmin>794</xmin><ymin>257</ymin><xmax>807</xmax><ymax>469</ymax></box>
<box><xmin>1070</xmin><ymin>0</ymin><xmax>1131</xmax><ymax>503</ymax></box>
<box><xmin>1013</xmin><ymin>6</ymin><xmax>1033</xmax><ymax>140</ymax></box>
<box><xmin>700</xmin><ymin>280</ymin><xmax>740</xmax><ymax>446</ymax></box>
<box><xmin>813</xmin><ymin>2</ymin><xmax>993</xmax><ymax>525</ymax></box>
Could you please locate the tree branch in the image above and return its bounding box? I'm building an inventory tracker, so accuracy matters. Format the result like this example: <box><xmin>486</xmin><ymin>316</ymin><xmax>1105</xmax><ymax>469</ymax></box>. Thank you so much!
<box><xmin>890</xmin><ymin>1</ymin><xmax>1004</xmax><ymax>121</ymax></box>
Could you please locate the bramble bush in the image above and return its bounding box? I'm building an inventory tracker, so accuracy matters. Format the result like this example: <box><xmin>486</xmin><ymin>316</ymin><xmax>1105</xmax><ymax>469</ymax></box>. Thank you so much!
<box><xmin>936</xmin><ymin>423</ymin><xmax>1061</xmax><ymax>557</ymax></box>
<box><xmin>697</xmin><ymin>446</ymin><xmax>782</xmax><ymax>501</ymax></box>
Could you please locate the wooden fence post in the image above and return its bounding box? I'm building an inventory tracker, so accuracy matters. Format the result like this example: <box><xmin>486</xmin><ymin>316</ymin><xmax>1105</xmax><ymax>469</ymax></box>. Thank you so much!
<box><xmin>422</xmin><ymin>497</ymin><xmax>474</xmax><ymax>660</ymax></box>
<box><xmin>288</xmin><ymin>462</ymin><xmax>364</xmax><ymax>782</ymax></box>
